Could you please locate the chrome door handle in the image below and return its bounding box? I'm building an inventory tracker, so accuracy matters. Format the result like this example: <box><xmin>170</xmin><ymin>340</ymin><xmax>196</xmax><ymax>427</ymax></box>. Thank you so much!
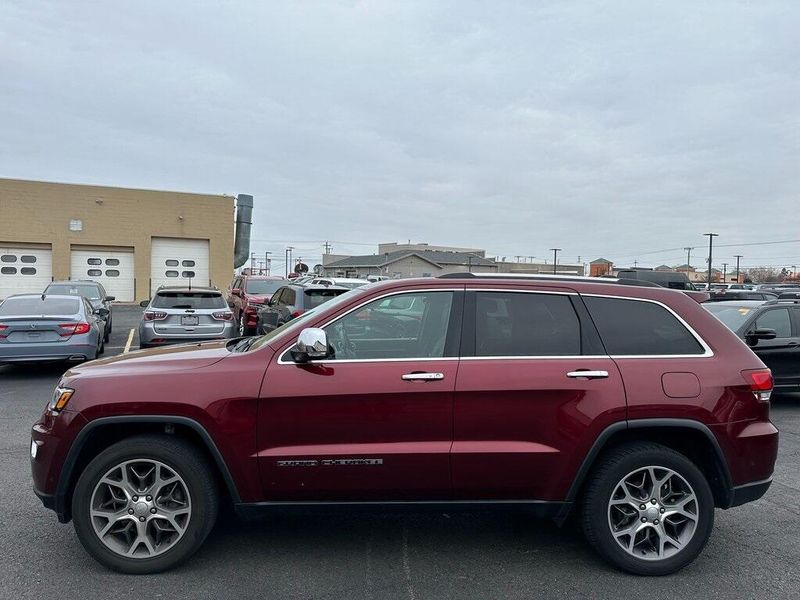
<box><xmin>566</xmin><ymin>370</ymin><xmax>609</xmax><ymax>379</ymax></box>
<box><xmin>402</xmin><ymin>372</ymin><xmax>445</xmax><ymax>381</ymax></box>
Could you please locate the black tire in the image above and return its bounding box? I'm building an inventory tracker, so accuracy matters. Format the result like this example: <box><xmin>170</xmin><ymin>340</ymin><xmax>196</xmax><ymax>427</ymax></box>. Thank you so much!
<box><xmin>104</xmin><ymin>326</ymin><xmax>110</xmax><ymax>343</ymax></box>
<box><xmin>72</xmin><ymin>435</ymin><xmax>219</xmax><ymax>574</ymax></box>
<box><xmin>97</xmin><ymin>335</ymin><xmax>105</xmax><ymax>355</ymax></box>
<box><xmin>581</xmin><ymin>442</ymin><xmax>714</xmax><ymax>576</ymax></box>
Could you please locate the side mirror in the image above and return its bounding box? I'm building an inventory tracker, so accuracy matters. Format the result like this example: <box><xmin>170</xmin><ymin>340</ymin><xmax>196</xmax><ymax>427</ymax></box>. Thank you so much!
<box><xmin>746</xmin><ymin>328</ymin><xmax>777</xmax><ymax>346</ymax></box>
<box><xmin>94</xmin><ymin>307</ymin><xmax>110</xmax><ymax>318</ymax></box>
<box><xmin>139</xmin><ymin>300</ymin><xmax>150</xmax><ymax>308</ymax></box>
<box><xmin>290</xmin><ymin>328</ymin><xmax>330</xmax><ymax>363</ymax></box>
<box><xmin>105</xmin><ymin>296</ymin><xmax>116</xmax><ymax>302</ymax></box>
<box><xmin>231</xmin><ymin>288</ymin><xmax>243</xmax><ymax>297</ymax></box>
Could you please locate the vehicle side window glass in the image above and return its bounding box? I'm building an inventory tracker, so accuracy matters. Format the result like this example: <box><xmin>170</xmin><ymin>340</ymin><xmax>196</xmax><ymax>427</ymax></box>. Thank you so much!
<box><xmin>475</xmin><ymin>292</ymin><xmax>581</xmax><ymax>356</ymax></box>
<box><xmin>271</xmin><ymin>289</ymin><xmax>284</xmax><ymax>305</ymax></box>
<box><xmin>584</xmin><ymin>296</ymin><xmax>704</xmax><ymax>355</ymax></box>
<box><xmin>324</xmin><ymin>292</ymin><xmax>454</xmax><ymax>360</ymax></box>
<box><xmin>283</xmin><ymin>289</ymin><xmax>297</xmax><ymax>305</ymax></box>
<box><xmin>754</xmin><ymin>308</ymin><xmax>792</xmax><ymax>338</ymax></box>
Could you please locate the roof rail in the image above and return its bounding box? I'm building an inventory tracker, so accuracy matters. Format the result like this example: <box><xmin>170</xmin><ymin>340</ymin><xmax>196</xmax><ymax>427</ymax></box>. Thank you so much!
<box><xmin>764</xmin><ymin>298</ymin><xmax>800</xmax><ymax>305</ymax></box>
<box><xmin>437</xmin><ymin>272</ymin><xmax>660</xmax><ymax>288</ymax></box>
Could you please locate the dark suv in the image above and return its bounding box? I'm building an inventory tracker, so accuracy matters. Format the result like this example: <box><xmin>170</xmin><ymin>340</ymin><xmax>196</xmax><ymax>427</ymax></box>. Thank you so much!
<box><xmin>43</xmin><ymin>280</ymin><xmax>114</xmax><ymax>342</ymax></box>
<box><xmin>256</xmin><ymin>284</ymin><xmax>350</xmax><ymax>334</ymax></box>
<box><xmin>31</xmin><ymin>274</ymin><xmax>778</xmax><ymax>575</ymax></box>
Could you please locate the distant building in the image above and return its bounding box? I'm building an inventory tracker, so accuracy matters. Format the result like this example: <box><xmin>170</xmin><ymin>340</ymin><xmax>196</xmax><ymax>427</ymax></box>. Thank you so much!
<box><xmin>493</xmin><ymin>259</ymin><xmax>584</xmax><ymax>276</ymax></box>
<box><xmin>655</xmin><ymin>265</ymin><xmax>674</xmax><ymax>272</ymax></box>
<box><xmin>377</xmin><ymin>242</ymin><xmax>486</xmax><ymax>258</ymax></box>
<box><xmin>322</xmin><ymin>248</ymin><xmax>496</xmax><ymax>278</ymax></box>
<box><xmin>589</xmin><ymin>258</ymin><xmax>614</xmax><ymax>277</ymax></box>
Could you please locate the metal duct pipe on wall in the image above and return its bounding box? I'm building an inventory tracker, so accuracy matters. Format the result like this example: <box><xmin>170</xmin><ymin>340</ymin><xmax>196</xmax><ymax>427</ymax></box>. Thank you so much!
<box><xmin>233</xmin><ymin>194</ymin><xmax>253</xmax><ymax>269</ymax></box>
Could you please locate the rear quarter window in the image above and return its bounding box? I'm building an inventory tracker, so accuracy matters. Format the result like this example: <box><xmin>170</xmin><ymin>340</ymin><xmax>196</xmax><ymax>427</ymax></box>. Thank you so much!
<box><xmin>584</xmin><ymin>296</ymin><xmax>705</xmax><ymax>356</ymax></box>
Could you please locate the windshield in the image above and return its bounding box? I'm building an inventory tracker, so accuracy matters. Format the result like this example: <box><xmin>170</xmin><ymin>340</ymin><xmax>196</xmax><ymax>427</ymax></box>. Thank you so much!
<box><xmin>152</xmin><ymin>292</ymin><xmax>226</xmax><ymax>309</ymax></box>
<box><xmin>45</xmin><ymin>283</ymin><xmax>102</xmax><ymax>300</ymax></box>
<box><xmin>246</xmin><ymin>287</ymin><xmax>364</xmax><ymax>352</ymax></box>
<box><xmin>703</xmin><ymin>303</ymin><xmax>756</xmax><ymax>331</ymax></box>
<box><xmin>0</xmin><ymin>296</ymin><xmax>80</xmax><ymax>316</ymax></box>
<box><xmin>245</xmin><ymin>279</ymin><xmax>284</xmax><ymax>295</ymax></box>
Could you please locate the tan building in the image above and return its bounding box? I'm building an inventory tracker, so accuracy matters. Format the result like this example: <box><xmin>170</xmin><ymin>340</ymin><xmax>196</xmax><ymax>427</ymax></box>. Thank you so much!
<box><xmin>0</xmin><ymin>178</ymin><xmax>242</xmax><ymax>302</ymax></box>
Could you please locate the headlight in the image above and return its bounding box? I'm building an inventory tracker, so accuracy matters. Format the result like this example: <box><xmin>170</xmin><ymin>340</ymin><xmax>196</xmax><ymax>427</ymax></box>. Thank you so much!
<box><xmin>49</xmin><ymin>386</ymin><xmax>75</xmax><ymax>412</ymax></box>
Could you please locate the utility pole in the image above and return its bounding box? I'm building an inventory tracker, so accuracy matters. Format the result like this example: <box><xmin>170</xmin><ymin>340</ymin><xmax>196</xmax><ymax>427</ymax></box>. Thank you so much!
<box><xmin>722</xmin><ymin>262</ymin><xmax>728</xmax><ymax>283</ymax></box>
<box><xmin>704</xmin><ymin>233</ymin><xmax>718</xmax><ymax>287</ymax></box>
<box><xmin>323</xmin><ymin>241</ymin><xmax>332</xmax><ymax>255</ymax></box>
<box><xmin>733</xmin><ymin>254</ymin><xmax>742</xmax><ymax>283</ymax></box>
<box><xmin>265</xmin><ymin>251</ymin><xmax>272</xmax><ymax>276</ymax></box>
<box><xmin>467</xmin><ymin>255</ymin><xmax>472</xmax><ymax>273</ymax></box>
<box><xmin>684</xmin><ymin>247</ymin><xmax>693</xmax><ymax>271</ymax></box>
<box><xmin>550</xmin><ymin>248</ymin><xmax>561</xmax><ymax>274</ymax></box>
<box><xmin>285</xmin><ymin>246</ymin><xmax>294</xmax><ymax>277</ymax></box>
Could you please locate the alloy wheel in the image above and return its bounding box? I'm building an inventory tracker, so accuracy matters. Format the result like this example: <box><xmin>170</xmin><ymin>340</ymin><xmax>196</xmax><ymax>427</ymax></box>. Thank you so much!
<box><xmin>89</xmin><ymin>459</ymin><xmax>192</xmax><ymax>558</ymax></box>
<box><xmin>607</xmin><ymin>466</ymin><xmax>698</xmax><ymax>561</ymax></box>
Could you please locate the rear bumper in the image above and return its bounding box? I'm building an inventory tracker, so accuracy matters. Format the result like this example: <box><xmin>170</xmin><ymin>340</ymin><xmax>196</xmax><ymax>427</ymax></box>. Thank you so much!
<box><xmin>139</xmin><ymin>325</ymin><xmax>235</xmax><ymax>345</ymax></box>
<box><xmin>729</xmin><ymin>478</ymin><xmax>772</xmax><ymax>507</ymax></box>
<box><xmin>0</xmin><ymin>342</ymin><xmax>96</xmax><ymax>363</ymax></box>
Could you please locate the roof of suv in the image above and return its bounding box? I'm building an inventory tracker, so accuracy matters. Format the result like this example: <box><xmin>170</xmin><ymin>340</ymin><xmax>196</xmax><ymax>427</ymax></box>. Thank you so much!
<box><xmin>155</xmin><ymin>286</ymin><xmax>221</xmax><ymax>294</ymax></box>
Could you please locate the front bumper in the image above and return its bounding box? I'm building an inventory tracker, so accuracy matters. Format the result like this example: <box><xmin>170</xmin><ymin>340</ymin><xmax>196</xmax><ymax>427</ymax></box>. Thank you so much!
<box><xmin>30</xmin><ymin>409</ymin><xmax>87</xmax><ymax>523</ymax></box>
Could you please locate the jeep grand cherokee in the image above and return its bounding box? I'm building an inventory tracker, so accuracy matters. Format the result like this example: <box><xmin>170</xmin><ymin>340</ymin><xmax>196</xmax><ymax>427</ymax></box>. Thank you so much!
<box><xmin>31</xmin><ymin>274</ymin><xmax>778</xmax><ymax>575</ymax></box>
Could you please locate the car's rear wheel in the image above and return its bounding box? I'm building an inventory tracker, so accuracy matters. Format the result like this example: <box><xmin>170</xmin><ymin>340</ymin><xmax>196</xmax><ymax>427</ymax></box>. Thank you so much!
<box><xmin>72</xmin><ymin>435</ymin><xmax>219</xmax><ymax>574</ymax></box>
<box><xmin>581</xmin><ymin>442</ymin><xmax>714</xmax><ymax>576</ymax></box>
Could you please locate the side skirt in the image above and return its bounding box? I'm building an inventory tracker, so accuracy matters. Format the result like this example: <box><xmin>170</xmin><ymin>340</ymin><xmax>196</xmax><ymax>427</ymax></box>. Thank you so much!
<box><xmin>234</xmin><ymin>499</ymin><xmax>572</xmax><ymax>523</ymax></box>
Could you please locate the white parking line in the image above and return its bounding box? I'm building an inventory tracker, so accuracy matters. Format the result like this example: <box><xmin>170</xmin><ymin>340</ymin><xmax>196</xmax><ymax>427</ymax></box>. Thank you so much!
<box><xmin>123</xmin><ymin>329</ymin><xmax>135</xmax><ymax>354</ymax></box>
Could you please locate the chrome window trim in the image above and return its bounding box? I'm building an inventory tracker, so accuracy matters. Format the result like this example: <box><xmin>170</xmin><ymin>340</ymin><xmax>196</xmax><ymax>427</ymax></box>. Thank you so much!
<box><xmin>277</xmin><ymin>287</ymin><xmax>462</xmax><ymax>365</ymax></box>
<box><xmin>581</xmin><ymin>293</ymin><xmax>714</xmax><ymax>358</ymax></box>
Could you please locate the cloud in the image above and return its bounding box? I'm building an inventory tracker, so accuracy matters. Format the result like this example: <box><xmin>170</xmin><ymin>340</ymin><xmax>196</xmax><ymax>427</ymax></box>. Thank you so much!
<box><xmin>1</xmin><ymin>0</ymin><xmax>798</xmax><ymax>270</ymax></box>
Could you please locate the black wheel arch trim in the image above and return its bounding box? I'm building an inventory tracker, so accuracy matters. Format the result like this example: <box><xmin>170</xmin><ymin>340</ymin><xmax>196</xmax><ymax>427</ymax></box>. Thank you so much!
<box><xmin>53</xmin><ymin>415</ymin><xmax>241</xmax><ymax>522</ymax></box>
<box><xmin>565</xmin><ymin>418</ymin><xmax>735</xmax><ymax>508</ymax></box>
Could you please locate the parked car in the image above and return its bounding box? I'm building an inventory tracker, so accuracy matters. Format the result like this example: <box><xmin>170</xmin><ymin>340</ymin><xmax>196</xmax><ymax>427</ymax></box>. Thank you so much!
<box><xmin>289</xmin><ymin>275</ymin><xmax>316</xmax><ymax>286</ymax></box>
<box><xmin>43</xmin><ymin>280</ymin><xmax>115</xmax><ymax>342</ymax></box>
<box><xmin>32</xmin><ymin>273</ymin><xmax>777</xmax><ymax>575</ymax></box>
<box><xmin>256</xmin><ymin>284</ymin><xmax>350</xmax><ymax>334</ymax></box>
<box><xmin>704</xmin><ymin>290</ymin><xmax>778</xmax><ymax>302</ymax></box>
<box><xmin>1</xmin><ymin>294</ymin><xmax>105</xmax><ymax>363</ymax></box>
<box><xmin>138</xmin><ymin>286</ymin><xmax>235</xmax><ymax>348</ymax></box>
<box><xmin>227</xmin><ymin>275</ymin><xmax>285</xmax><ymax>336</ymax></box>
<box><xmin>704</xmin><ymin>298</ymin><xmax>800</xmax><ymax>391</ymax></box>
<box><xmin>615</xmin><ymin>269</ymin><xmax>694</xmax><ymax>290</ymax></box>
<box><xmin>309</xmin><ymin>277</ymin><xmax>370</xmax><ymax>289</ymax></box>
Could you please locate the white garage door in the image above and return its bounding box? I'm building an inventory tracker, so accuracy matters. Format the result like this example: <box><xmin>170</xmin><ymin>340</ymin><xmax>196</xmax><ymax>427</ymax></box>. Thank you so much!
<box><xmin>150</xmin><ymin>238</ymin><xmax>210</xmax><ymax>295</ymax></box>
<box><xmin>71</xmin><ymin>249</ymin><xmax>135</xmax><ymax>302</ymax></box>
<box><xmin>0</xmin><ymin>246</ymin><xmax>52</xmax><ymax>300</ymax></box>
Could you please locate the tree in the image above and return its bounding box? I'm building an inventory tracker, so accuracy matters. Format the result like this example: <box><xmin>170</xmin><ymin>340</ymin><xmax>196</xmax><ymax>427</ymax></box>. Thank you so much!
<box><xmin>742</xmin><ymin>266</ymin><xmax>781</xmax><ymax>283</ymax></box>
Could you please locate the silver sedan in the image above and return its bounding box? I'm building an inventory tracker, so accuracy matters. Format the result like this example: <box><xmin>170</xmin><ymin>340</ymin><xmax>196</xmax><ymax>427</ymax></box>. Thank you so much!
<box><xmin>0</xmin><ymin>294</ymin><xmax>105</xmax><ymax>364</ymax></box>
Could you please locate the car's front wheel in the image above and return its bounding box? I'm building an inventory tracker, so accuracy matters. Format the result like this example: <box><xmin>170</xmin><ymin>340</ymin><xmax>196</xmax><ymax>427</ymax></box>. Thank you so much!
<box><xmin>72</xmin><ymin>435</ymin><xmax>219</xmax><ymax>574</ymax></box>
<box><xmin>581</xmin><ymin>442</ymin><xmax>714</xmax><ymax>575</ymax></box>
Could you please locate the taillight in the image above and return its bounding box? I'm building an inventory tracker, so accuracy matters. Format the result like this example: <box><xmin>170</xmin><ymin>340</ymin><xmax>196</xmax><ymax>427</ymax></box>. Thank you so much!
<box><xmin>290</xmin><ymin>309</ymin><xmax>305</xmax><ymax>319</ymax></box>
<box><xmin>143</xmin><ymin>311</ymin><xmax>168</xmax><ymax>321</ymax></box>
<box><xmin>742</xmin><ymin>369</ymin><xmax>773</xmax><ymax>402</ymax></box>
<box><xmin>0</xmin><ymin>325</ymin><xmax>7</xmax><ymax>339</ymax></box>
<box><xmin>59</xmin><ymin>322</ymin><xmax>91</xmax><ymax>336</ymax></box>
<box><xmin>212</xmin><ymin>311</ymin><xmax>233</xmax><ymax>321</ymax></box>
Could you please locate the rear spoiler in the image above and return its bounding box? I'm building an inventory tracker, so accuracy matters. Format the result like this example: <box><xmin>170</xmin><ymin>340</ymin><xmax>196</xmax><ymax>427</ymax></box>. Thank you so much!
<box><xmin>685</xmin><ymin>290</ymin><xmax>710</xmax><ymax>303</ymax></box>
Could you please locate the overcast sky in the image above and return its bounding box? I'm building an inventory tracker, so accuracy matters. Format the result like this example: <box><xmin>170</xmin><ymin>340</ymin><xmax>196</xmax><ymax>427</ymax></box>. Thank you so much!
<box><xmin>2</xmin><ymin>1</ymin><xmax>798</xmax><ymax>271</ymax></box>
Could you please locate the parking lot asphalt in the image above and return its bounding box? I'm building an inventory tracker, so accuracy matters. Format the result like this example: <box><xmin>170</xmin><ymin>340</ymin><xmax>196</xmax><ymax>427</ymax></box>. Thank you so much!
<box><xmin>1</xmin><ymin>305</ymin><xmax>799</xmax><ymax>599</ymax></box>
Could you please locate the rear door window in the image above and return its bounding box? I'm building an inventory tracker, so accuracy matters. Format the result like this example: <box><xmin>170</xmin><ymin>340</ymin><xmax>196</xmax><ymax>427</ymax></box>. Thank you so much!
<box><xmin>152</xmin><ymin>292</ymin><xmax>226</xmax><ymax>309</ymax></box>
<box><xmin>753</xmin><ymin>308</ymin><xmax>792</xmax><ymax>338</ymax></box>
<box><xmin>583</xmin><ymin>296</ymin><xmax>705</xmax><ymax>355</ymax></box>
<box><xmin>304</xmin><ymin>288</ymin><xmax>347</xmax><ymax>309</ymax></box>
<box><xmin>474</xmin><ymin>291</ymin><xmax>581</xmax><ymax>356</ymax></box>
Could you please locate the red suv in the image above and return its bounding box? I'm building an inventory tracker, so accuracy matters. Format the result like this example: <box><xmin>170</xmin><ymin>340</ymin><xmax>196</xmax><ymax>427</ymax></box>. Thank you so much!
<box><xmin>31</xmin><ymin>274</ymin><xmax>778</xmax><ymax>575</ymax></box>
<box><xmin>226</xmin><ymin>275</ymin><xmax>285</xmax><ymax>335</ymax></box>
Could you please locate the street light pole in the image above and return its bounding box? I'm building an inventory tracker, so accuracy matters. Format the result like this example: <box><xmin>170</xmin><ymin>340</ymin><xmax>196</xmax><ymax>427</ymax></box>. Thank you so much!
<box><xmin>734</xmin><ymin>254</ymin><xmax>742</xmax><ymax>283</ymax></box>
<box><xmin>549</xmin><ymin>248</ymin><xmax>561</xmax><ymax>274</ymax></box>
<box><xmin>285</xmin><ymin>246</ymin><xmax>295</xmax><ymax>277</ymax></box>
<box><xmin>684</xmin><ymin>247</ymin><xmax>692</xmax><ymax>271</ymax></box>
<box><xmin>722</xmin><ymin>263</ymin><xmax>728</xmax><ymax>283</ymax></box>
<box><xmin>704</xmin><ymin>233</ymin><xmax>718</xmax><ymax>288</ymax></box>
